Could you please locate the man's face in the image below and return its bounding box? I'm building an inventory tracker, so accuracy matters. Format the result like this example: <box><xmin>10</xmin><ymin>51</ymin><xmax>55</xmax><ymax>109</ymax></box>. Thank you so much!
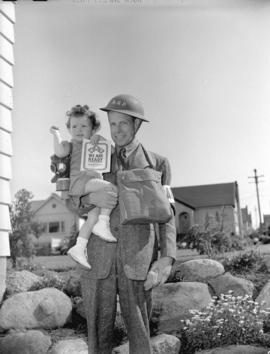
<box><xmin>108</xmin><ymin>111</ymin><xmax>139</xmax><ymax>147</ymax></box>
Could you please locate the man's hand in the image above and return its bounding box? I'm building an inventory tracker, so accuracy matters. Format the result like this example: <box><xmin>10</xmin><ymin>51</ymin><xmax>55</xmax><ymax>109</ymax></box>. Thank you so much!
<box><xmin>144</xmin><ymin>256</ymin><xmax>173</xmax><ymax>291</ymax></box>
<box><xmin>81</xmin><ymin>186</ymin><xmax>118</xmax><ymax>210</ymax></box>
<box><xmin>90</xmin><ymin>134</ymin><xmax>104</xmax><ymax>145</ymax></box>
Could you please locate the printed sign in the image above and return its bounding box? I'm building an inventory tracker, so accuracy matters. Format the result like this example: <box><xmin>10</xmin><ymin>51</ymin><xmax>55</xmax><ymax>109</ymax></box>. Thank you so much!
<box><xmin>81</xmin><ymin>138</ymin><xmax>111</xmax><ymax>173</ymax></box>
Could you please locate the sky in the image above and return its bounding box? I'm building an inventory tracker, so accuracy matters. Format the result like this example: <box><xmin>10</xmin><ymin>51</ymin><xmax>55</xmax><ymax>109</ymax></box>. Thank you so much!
<box><xmin>10</xmin><ymin>0</ymin><xmax>270</xmax><ymax>228</ymax></box>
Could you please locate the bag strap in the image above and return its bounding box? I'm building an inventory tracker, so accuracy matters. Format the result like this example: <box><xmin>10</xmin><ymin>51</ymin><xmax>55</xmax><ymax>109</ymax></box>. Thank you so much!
<box><xmin>141</xmin><ymin>144</ymin><xmax>155</xmax><ymax>169</ymax></box>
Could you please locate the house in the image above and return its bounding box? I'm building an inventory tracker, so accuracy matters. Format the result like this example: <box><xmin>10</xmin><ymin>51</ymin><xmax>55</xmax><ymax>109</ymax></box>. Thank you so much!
<box><xmin>241</xmin><ymin>206</ymin><xmax>253</xmax><ymax>235</ymax></box>
<box><xmin>30</xmin><ymin>193</ymin><xmax>79</xmax><ymax>247</ymax></box>
<box><xmin>263</xmin><ymin>214</ymin><xmax>270</xmax><ymax>232</ymax></box>
<box><xmin>172</xmin><ymin>182</ymin><xmax>243</xmax><ymax>238</ymax></box>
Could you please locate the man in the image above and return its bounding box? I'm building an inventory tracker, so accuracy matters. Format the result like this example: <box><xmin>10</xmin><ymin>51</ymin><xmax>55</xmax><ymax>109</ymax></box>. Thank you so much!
<box><xmin>69</xmin><ymin>94</ymin><xmax>176</xmax><ymax>354</ymax></box>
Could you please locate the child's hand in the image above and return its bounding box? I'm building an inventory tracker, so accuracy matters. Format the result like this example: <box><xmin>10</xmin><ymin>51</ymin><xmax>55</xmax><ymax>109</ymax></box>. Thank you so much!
<box><xmin>50</xmin><ymin>126</ymin><xmax>60</xmax><ymax>135</ymax></box>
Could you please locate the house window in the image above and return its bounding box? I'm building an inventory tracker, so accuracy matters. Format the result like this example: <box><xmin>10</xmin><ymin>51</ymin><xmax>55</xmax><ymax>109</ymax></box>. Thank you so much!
<box><xmin>61</xmin><ymin>221</ymin><xmax>65</xmax><ymax>232</ymax></box>
<box><xmin>49</xmin><ymin>222</ymin><xmax>60</xmax><ymax>233</ymax></box>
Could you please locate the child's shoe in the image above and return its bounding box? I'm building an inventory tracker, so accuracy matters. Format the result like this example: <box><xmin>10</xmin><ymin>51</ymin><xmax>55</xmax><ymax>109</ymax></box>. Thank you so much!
<box><xmin>67</xmin><ymin>245</ymin><xmax>91</xmax><ymax>269</ymax></box>
<box><xmin>92</xmin><ymin>215</ymin><xmax>117</xmax><ymax>242</ymax></box>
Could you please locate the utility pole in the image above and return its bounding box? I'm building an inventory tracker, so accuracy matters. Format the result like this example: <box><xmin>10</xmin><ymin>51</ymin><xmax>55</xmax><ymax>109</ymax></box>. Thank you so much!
<box><xmin>248</xmin><ymin>169</ymin><xmax>264</xmax><ymax>229</ymax></box>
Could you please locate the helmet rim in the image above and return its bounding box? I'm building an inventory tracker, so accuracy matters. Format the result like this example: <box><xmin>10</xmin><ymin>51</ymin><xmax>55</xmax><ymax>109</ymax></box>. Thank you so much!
<box><xmin>100</xmin><ymin>107</ymin><xmax>149</xmax><ymax>122</ymax></box>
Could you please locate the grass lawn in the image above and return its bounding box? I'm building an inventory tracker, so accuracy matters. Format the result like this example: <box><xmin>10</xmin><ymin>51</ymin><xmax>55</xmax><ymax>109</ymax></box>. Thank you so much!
<box><xmin>31</xmin><ymin>255</ymin><xmax>77</xmax><ymax>271</ymax></box>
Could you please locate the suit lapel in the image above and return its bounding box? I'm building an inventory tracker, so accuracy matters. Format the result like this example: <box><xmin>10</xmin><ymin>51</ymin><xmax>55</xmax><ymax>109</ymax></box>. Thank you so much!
<box><xmin>128</xmin><ymin>144</ymin><xmax>152</xmax><ymax>169</ymax></box>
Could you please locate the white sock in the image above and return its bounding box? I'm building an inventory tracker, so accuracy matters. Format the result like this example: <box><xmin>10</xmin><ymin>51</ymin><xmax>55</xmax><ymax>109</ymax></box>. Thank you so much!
<box><xmin>76</xmin><ymin>237</ymin><xmax>88</xmax><ymax>248</ymax></box>
<box><xmin>99</xmin><ymin>215</ymin><xmax>110</xmax><ymax>222</ymax></box>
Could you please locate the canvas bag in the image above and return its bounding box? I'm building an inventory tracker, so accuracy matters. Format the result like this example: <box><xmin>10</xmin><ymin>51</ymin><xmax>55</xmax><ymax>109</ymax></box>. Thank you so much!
<box><xmin>117</xmin><ymin>147</ymin><xmax>172</xmax><ymax>225</ymax></box>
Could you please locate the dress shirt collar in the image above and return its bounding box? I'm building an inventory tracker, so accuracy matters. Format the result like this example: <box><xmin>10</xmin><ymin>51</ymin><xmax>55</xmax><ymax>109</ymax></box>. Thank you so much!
<box><xmin>116</xmin><ymin>137</ymin><xmax>140</xmax><ymax>158</ymax></box>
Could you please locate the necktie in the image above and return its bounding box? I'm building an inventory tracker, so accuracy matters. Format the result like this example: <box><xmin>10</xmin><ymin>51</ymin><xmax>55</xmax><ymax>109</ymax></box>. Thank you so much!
<box><xmin>118</xmin><ymin>147</ymin><xmax>127</xmax><ymax>169</ymax></box>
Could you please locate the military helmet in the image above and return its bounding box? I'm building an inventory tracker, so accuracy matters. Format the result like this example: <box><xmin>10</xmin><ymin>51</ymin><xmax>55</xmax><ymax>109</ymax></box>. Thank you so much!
<box><xmin>100</xmin><ymin>94</ymin><xmax>149</xmax><ymax>122</ymax></box>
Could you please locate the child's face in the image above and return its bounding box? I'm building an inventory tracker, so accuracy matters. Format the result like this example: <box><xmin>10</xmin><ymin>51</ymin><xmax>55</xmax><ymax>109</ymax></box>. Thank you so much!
<box><xmin>69</xmin><ymin>116</ymin><xmax>94</xmax><ymax>142</ymax></box>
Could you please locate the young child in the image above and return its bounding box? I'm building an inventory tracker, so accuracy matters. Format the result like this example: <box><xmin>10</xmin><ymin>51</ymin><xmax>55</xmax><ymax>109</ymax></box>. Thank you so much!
<box><xmin>50</xmin><ymin>104</ymin><xmax>117</xmax><ymax>269</ymax></box>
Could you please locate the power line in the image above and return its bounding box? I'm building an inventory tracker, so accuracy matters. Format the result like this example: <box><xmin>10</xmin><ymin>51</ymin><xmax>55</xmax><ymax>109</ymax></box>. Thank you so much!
<box><xmin>248</xmin><ymin>169</ymin><xmax>264</xmax><ymax>227</ymax></box>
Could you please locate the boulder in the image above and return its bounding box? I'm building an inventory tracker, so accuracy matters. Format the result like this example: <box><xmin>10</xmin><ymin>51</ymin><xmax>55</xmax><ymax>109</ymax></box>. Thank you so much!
<box><xmin>0</xmin><ymin>330</ymin><xmax>51</xmax><ymax>354</ymax></box>
<box><xmin>6</xmin><ymin>270</ymin><xmax>42</xmax><ymax>295</ymax></box>
<box><xmin>195</xmin><ymin>345</ymin><xmax>268</xmax><ymax>354</ymax></box>
<box><xmin>0</xmin><ymin>288</ymin><xmax>72</xmax><ymax>331</ymax></box>
<box><xmin>256</xmin><ymin>280</ymin><xmax>270</xmax><ymax>310</ymax></box>
<box><xmin>151</xmin><ymin>334</ymin><xmax>181</xmax><ymax>354</ymax></box>
<box><xmin>208</xmin><ymin>272</ymin><xmax>254</xmax><ymax>297</ymax></box>
<box><xmin>51</xmin><ymin>338</ymin><xmax>88</xmax><ymax>354</ymax></box>
<box><xmin>171</xmin><ymin>259</ymin><xmax>224</xmax><ymax>282</ymax></box>
<box><xmin>112</xmin><ymin>334</ymin><xmax>180</xmax><ymax>354</ymax></box>
<box><xmin>151</xmin><ymin>282</ymin><xmax>212</xmax><ymax>333</ymax></box>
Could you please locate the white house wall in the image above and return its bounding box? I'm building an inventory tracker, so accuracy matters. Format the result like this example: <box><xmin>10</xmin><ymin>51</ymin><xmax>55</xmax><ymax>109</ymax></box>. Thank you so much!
<box><xmin>194</xmin><ymin>205</ymin><xmax>235</xmax><ymax>234</ymax></box>
<box><xmin>174</xmin><ymin>201</ymin><xmax>194</xmax><ymax>233</ymax></box>
<box><xmin>0</xmin><ymin>2</ymin><xmax>14</xmax><ymax>303</ymax></box>
<box><xmin>0</xmin><ymin>2</ymin><xmax>15</xmax><ymax>258</ymax></box>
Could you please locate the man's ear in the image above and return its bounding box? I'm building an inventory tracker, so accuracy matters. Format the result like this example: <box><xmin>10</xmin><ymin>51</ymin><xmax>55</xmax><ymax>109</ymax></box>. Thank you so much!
<box><xmin>134</xmin><ymin>118</ymin><xmax>142</xmax><ymax>133</ymax></box>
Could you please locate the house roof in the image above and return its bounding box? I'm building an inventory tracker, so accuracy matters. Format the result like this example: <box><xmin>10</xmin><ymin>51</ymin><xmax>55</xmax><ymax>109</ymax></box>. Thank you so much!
<box><xmin>172</xmin><ymin>182</ymin><xmax>237</xmax><ymax>209</ymax></box>
<box><xmin>30</xmin><ymin>193</ymin><xmax>65</xmax><ymax>214</ymax></box>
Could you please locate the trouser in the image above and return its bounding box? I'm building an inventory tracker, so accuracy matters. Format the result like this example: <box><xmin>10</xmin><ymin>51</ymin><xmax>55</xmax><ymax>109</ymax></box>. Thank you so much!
<box><xmin>81</xmin><ymin>254</ymin><xmax>152</xmax><ymax>354</ymax></box>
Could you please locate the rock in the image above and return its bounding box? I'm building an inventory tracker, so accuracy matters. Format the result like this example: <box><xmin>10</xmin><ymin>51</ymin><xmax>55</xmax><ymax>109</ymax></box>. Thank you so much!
<box><xmin>0</xmin><ymin>288</ymin><xmax>72</xmax><ymax>331</ymax></box>
<box><xmin>195</xmin><ymin>344</ymin><xmax>268</xmax><ymax>353</ymax></box>
<box><xmin>151</xmin><ymin>334</ymin><xmax>181</xmax><ymax>354</ymax></box>
<box><xmin>36</xmin><ymin>270</ymin><xmax>67</xmax><ymax>291</ymax></box>
<box><xmin>208</xmin><ymin>272</ymin><xmax>254</xmax><ymax>297</ymax></box>
<box><xmin>0</xmin><ymin>330</ymin><xmax>51</xmax><ymax>354</ymax></box>
<box><xmin>256</xmin><ymin>280</ymin><xmax>270</xmax><ymax>310</ymax></box>
<box><xmin>171</xmin><ymin>259</ymin><xmax>224</xmax><ymax>282</ymax></box>
<box><xmin>51</xmin><ymin>338</ymin><xmax>88</xmax><ymax>354</ymax></box>
<box><xmin>6</xmin><ymin>270</ymin><xmax>42</xmax><ymax>295</ymax></box>
<box><xmin>151</xmin><ymin>282</ymin><xmax>212</xmax><ymax>333</ymax></box>
<box><xmin>112</xmin><ymin>334</ymin><xmax>180</xmax><ymax>354</ymax></box>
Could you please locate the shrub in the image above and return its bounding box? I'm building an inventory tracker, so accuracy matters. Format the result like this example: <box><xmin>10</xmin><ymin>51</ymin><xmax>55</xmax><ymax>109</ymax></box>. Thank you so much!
<box><xmin>35</xmin><ymin>243</ymin><xmax>52</xmax><ymax>256</ymax></box>
<box><xmin>222</xmin><ymin>250</ymin><xmax>265</xmax><ymax>274</ymax></box>
<box><xmin>182</xmin><ymin>225</ymin><xmax>232</xmax><ymax>258</ymax></box>
<box><xmin>230</xmin><ymin>234</ymin><xmax>248</xmax><ymax>251</ymax></box>
<box><xmin>179</xmin><ymin>291</ymin><xmax>270</xmax><ymax>354</ymax></box>
<box><xmin>29</xmin><ymin>270</ymin><xmax>66</xmax><ymax>292</ymax></box>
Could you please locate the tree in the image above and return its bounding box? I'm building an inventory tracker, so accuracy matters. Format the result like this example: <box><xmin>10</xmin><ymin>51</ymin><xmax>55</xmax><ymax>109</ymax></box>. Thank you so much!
<box><xmin>9</xmin><ymin>189</ymin><xmax>44</xmax><ymax>267</ymax></box>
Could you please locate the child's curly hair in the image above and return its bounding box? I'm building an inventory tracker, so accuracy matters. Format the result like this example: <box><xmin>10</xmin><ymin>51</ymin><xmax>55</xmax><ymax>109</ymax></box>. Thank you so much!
<box><xmin>66</xmin><ymin>104</ymin><xmax>100</xmax><ymax>131</ymax></box>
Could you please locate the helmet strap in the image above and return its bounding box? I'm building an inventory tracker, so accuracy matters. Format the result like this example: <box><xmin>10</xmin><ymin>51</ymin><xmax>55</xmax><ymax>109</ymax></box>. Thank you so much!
<box><xmin>134</xmin><ymin>118</ymin><xmax>142</xmax><ymax>134</ymax></box>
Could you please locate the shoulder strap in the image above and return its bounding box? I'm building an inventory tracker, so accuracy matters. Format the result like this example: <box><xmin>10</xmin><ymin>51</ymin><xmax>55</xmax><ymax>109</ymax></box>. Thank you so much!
<box><xmin>141</xmin><ymin>145</ymin><xmax>155</xmax><ymax>169</ymax></box>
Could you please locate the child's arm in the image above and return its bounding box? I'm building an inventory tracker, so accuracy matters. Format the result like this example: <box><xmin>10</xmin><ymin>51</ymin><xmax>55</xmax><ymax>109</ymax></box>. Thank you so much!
<box><xmin>50</xmin><ymin>126</ymin><xmax>71</xmax><ymax>157</ymax></box>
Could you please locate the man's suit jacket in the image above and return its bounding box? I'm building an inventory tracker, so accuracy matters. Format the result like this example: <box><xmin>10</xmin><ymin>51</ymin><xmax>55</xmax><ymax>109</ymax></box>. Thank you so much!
<box><xmin>76</xmin><ymin>144</ymin><xmax>176</xmax><ymax>281</ymax></box>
